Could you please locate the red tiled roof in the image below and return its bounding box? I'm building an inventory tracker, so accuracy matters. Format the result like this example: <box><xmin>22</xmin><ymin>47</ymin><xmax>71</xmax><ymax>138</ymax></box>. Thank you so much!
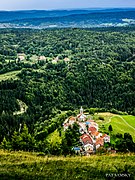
<box><xmin>87</xmin><ymin>120</ymin><xmax>94</xmax><ymax>122</ymax></box>
<box><xmin>96</xmin><ymin>138</ymin><xmax>104</xmax><ymax>146</ymax></box>
<box><xmin>91</xmin><ymin>131</ymin><xmax>100</xmax><ymax>137</ymax></box>
<box><xmin>80</xmin><ymin>134</ymin><xmax>93</xmax><ymax>145</ymax></box>
<box><xmin>77</xmin><ymin>114</ymin><xmax>86</xmax><ymax>118</ymax></box>
<box><xmin>88</xmin><ymin>127</ymin><xmax>97</xmax><ymax>133</ymax></box>
<box><xmin>101</xmin><ymin>134</ymin><xmax>108</xmax><ymax>138</ymax></box>
<box><xmin>69</xmin><ymin>116</ymin><xmax>76</xmax><ymax>121</ymax></box>
<box><xmin>77</xmin><ymin>114</ymin><xmax>81</xmax><ymax>118</ymax></box>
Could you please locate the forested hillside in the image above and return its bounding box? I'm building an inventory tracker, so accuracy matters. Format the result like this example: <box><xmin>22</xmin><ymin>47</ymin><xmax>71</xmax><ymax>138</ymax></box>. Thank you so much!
<box><xmin>0</xmin><ymin>28</ymin><xmax>135</xmax><ymax>152</ymax></box>
<box><xmin>0</xmin><ymin>9</ymin><xmax>135</xmax><ymax>28</ymax></box>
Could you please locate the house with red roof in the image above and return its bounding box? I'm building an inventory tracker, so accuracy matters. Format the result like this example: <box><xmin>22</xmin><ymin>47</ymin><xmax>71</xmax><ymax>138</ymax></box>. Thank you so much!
<box><xmin>80</xmin><ymin>134</ymin><xmax>93</xmax><ymax>151</ymax></box>
<box><xmin>96</xmin><ymin>137</ymin><xmax>104</xmax><ymax>149</ymax></box>
<box><xmin>91</xmin><ymin>131</ymin><xmax>102</xmax><ymax>139</ymax></box>
<box><xmin>62</xmin><ymin>106</ymin><xmax>110</xmax><ymax>154</ymax></box>
<box><xmin>88</xmin><ymin>126</ymin><xmax>97</xmax><ymax>134</ymax></box>
<box><xmin>68</xmin><ymin>116</ymin><xmax>76</xmax><ymax>125</ymax></box>
<box><xmin>78</xmin><ymin>122</ymin><xmax>87</xmax><ymax>134</ymax></box>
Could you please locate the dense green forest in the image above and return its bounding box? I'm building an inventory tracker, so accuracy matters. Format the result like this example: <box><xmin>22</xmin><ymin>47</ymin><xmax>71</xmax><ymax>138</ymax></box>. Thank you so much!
<box><xmin>0</xmin><ymin>28</ymin><xmax>135</xmax><ymax>153</ymax></box>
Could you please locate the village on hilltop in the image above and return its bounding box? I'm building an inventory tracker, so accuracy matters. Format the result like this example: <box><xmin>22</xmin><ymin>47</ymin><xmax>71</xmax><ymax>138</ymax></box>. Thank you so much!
<box><xmin>63</xmin><ymin>107</ymin><xmax>110</xmax><ymax>155</ymax></box>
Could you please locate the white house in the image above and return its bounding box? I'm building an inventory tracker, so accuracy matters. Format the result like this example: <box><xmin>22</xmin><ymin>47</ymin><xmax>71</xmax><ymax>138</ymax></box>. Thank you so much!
<box><xmin>68</xmin><ymin>116</ymin><xmax>76</xmax><ymax>125</ymax></box>
<box><xmin>96</xmin><ymin>137</ymin><xmax>104</xmax><ymax>150</ymax></box>
<box><xmin>102</xmin><ymin>134</ymin><xmax>110</xmax><ymax>143</ymax></box>
<box><xmin>63</xmin><ymin>123</ymin><xmax>69</xmax><ymax>131</ymax></box>
<box><xmin>84</xmin><ymin>144</ymin><xmax>93</xmax><ymax>151</ymax></box>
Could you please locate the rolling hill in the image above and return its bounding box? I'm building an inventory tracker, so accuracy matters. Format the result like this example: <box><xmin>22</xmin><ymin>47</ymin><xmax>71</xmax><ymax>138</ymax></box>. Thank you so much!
<box><xmin>0</xmin><ymin>8</ymin><xmax>135</xmax><ymax>28</ymax></box>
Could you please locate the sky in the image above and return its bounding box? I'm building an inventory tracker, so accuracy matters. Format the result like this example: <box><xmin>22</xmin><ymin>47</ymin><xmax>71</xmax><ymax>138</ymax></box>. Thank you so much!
<box><xmin>0</xmin><ymin>0</ymin><xmax>135</xmax><ymax>11</ymax></box>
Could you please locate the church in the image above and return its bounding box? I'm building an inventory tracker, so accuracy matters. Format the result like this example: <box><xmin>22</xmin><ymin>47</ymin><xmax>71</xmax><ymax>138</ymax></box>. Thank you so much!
<box><xmin>77</xmin><ymin>106</ymin><xmax>86</xmax><ymax>121</ymax></box>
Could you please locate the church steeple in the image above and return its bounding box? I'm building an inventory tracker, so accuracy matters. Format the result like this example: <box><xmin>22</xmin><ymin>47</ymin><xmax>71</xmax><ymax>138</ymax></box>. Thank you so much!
<box><xmin>80</xmin><ymin>106</ymin><xmax>83</xmax><ymax>114</ymax></box>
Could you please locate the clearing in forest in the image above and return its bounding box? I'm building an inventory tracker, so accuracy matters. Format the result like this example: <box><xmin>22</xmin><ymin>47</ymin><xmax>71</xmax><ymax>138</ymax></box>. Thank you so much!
<box><xmin>0</xmin><ymin>70</ymin><xmax>21</xmax><ymax>81</ymax></box>
<box><xmin>94</xmin><ymin>113</ymin><xmax>135</xmax><ymax>142</ymax></box>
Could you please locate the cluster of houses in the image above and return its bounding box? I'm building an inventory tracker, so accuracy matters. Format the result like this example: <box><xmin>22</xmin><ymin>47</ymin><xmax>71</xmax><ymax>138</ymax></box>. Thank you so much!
<box><xmin>63</xmin><ymin>107</ymin><xmax>110</xmax><ymax>155</ymax></box>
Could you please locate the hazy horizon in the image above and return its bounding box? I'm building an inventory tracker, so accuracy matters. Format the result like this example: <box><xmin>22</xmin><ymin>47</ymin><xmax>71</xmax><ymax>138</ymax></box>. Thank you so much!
<box><xmin>0</xmin><ymin>7</ymin><xmax>135</xmax><ymax>12</ymax></box>
<box><xmin>0</xmin><ymin>0</ymin><xmax>135</xmax><ymax>11</ymax></box>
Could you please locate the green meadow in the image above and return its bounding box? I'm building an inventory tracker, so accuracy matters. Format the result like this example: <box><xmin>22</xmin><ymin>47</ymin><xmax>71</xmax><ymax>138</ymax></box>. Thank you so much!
<box><xmin>121</xmin><ymin>116</ymin><xmax>135</xmax><ymax>128</ymax></box>
<box><xmin>94</xmin><ymin>114</ymin><xmax>135</xmax><ymax>142</ymax></box>
<box><xmin>0</xmin><ymin>150</ymin><xmax>134</xmax><ymax>180</ymax></box>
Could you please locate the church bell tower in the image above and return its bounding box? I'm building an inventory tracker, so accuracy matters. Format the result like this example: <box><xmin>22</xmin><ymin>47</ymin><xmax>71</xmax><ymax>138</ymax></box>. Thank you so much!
<box><xmin>80</xmin><ymin>106</ymin><xmax>83</xmax><ymax>114</ymax></box>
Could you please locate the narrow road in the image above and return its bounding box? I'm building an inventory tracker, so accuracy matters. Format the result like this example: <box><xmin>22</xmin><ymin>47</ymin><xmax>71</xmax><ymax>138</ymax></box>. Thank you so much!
<box><xmin>13</xmin><ymin>100</ymin><xmax>28</xmax><ymax>115</ymax></box>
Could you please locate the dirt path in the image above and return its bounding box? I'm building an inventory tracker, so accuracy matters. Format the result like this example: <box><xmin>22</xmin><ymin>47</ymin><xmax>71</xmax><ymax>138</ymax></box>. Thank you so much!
<box><xmin>103</xmin><ymin>116</ymin><xmax>114</xmax><ymax>125</ymax></box>
<box><xmin>103</xmin><ymin>115</ymin><xmax>135</xmax><ymax>131</ymax></box>
<box><xmin>117</xmin><ymin>115</ymin><xmax>135</xmax><ymax>131</ymax></box>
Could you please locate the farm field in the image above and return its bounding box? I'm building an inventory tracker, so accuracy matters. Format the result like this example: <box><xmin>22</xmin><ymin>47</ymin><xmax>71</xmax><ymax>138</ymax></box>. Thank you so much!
<box><xmin>0</xmin><ymin>150</ymin><xmax>134</xmax><ymax>180</ymax></box>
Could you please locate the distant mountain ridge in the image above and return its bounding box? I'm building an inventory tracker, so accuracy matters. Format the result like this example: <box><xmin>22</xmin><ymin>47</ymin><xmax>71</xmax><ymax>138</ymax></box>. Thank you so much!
<box><xmin>0</xmin><ymin>8</ymin><xmax>135</xmax><ymax>28</ymax></box>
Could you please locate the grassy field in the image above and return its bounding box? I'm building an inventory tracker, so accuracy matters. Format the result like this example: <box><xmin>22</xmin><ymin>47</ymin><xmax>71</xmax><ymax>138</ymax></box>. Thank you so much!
<box><xmin>94</xmin><ymin>113</ymin><xmax>135</xmax><ymax>142</ymax></box>
<box><xmin>0</xmin><ymin>150</ymin><xmax>134</xmax><ymax>180</ymax></box>
<box><xmin>121</xmin><ymin>116</ymin><xmax>135</xmax><ymax>128</ymax></box>
<box><xmin>0</xmin><ymin>69</ymin><xmax>46</xmax><ymax>82</ymax></box>
<box><xmin>105</xmin><ymin>116</ymin><xmax>135</xmax><ymax>140</ymax></box>
<box><xmin>0</xmin><ymin>70</ymin><xmax>21</xmax><ymax>81</ymax></box>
